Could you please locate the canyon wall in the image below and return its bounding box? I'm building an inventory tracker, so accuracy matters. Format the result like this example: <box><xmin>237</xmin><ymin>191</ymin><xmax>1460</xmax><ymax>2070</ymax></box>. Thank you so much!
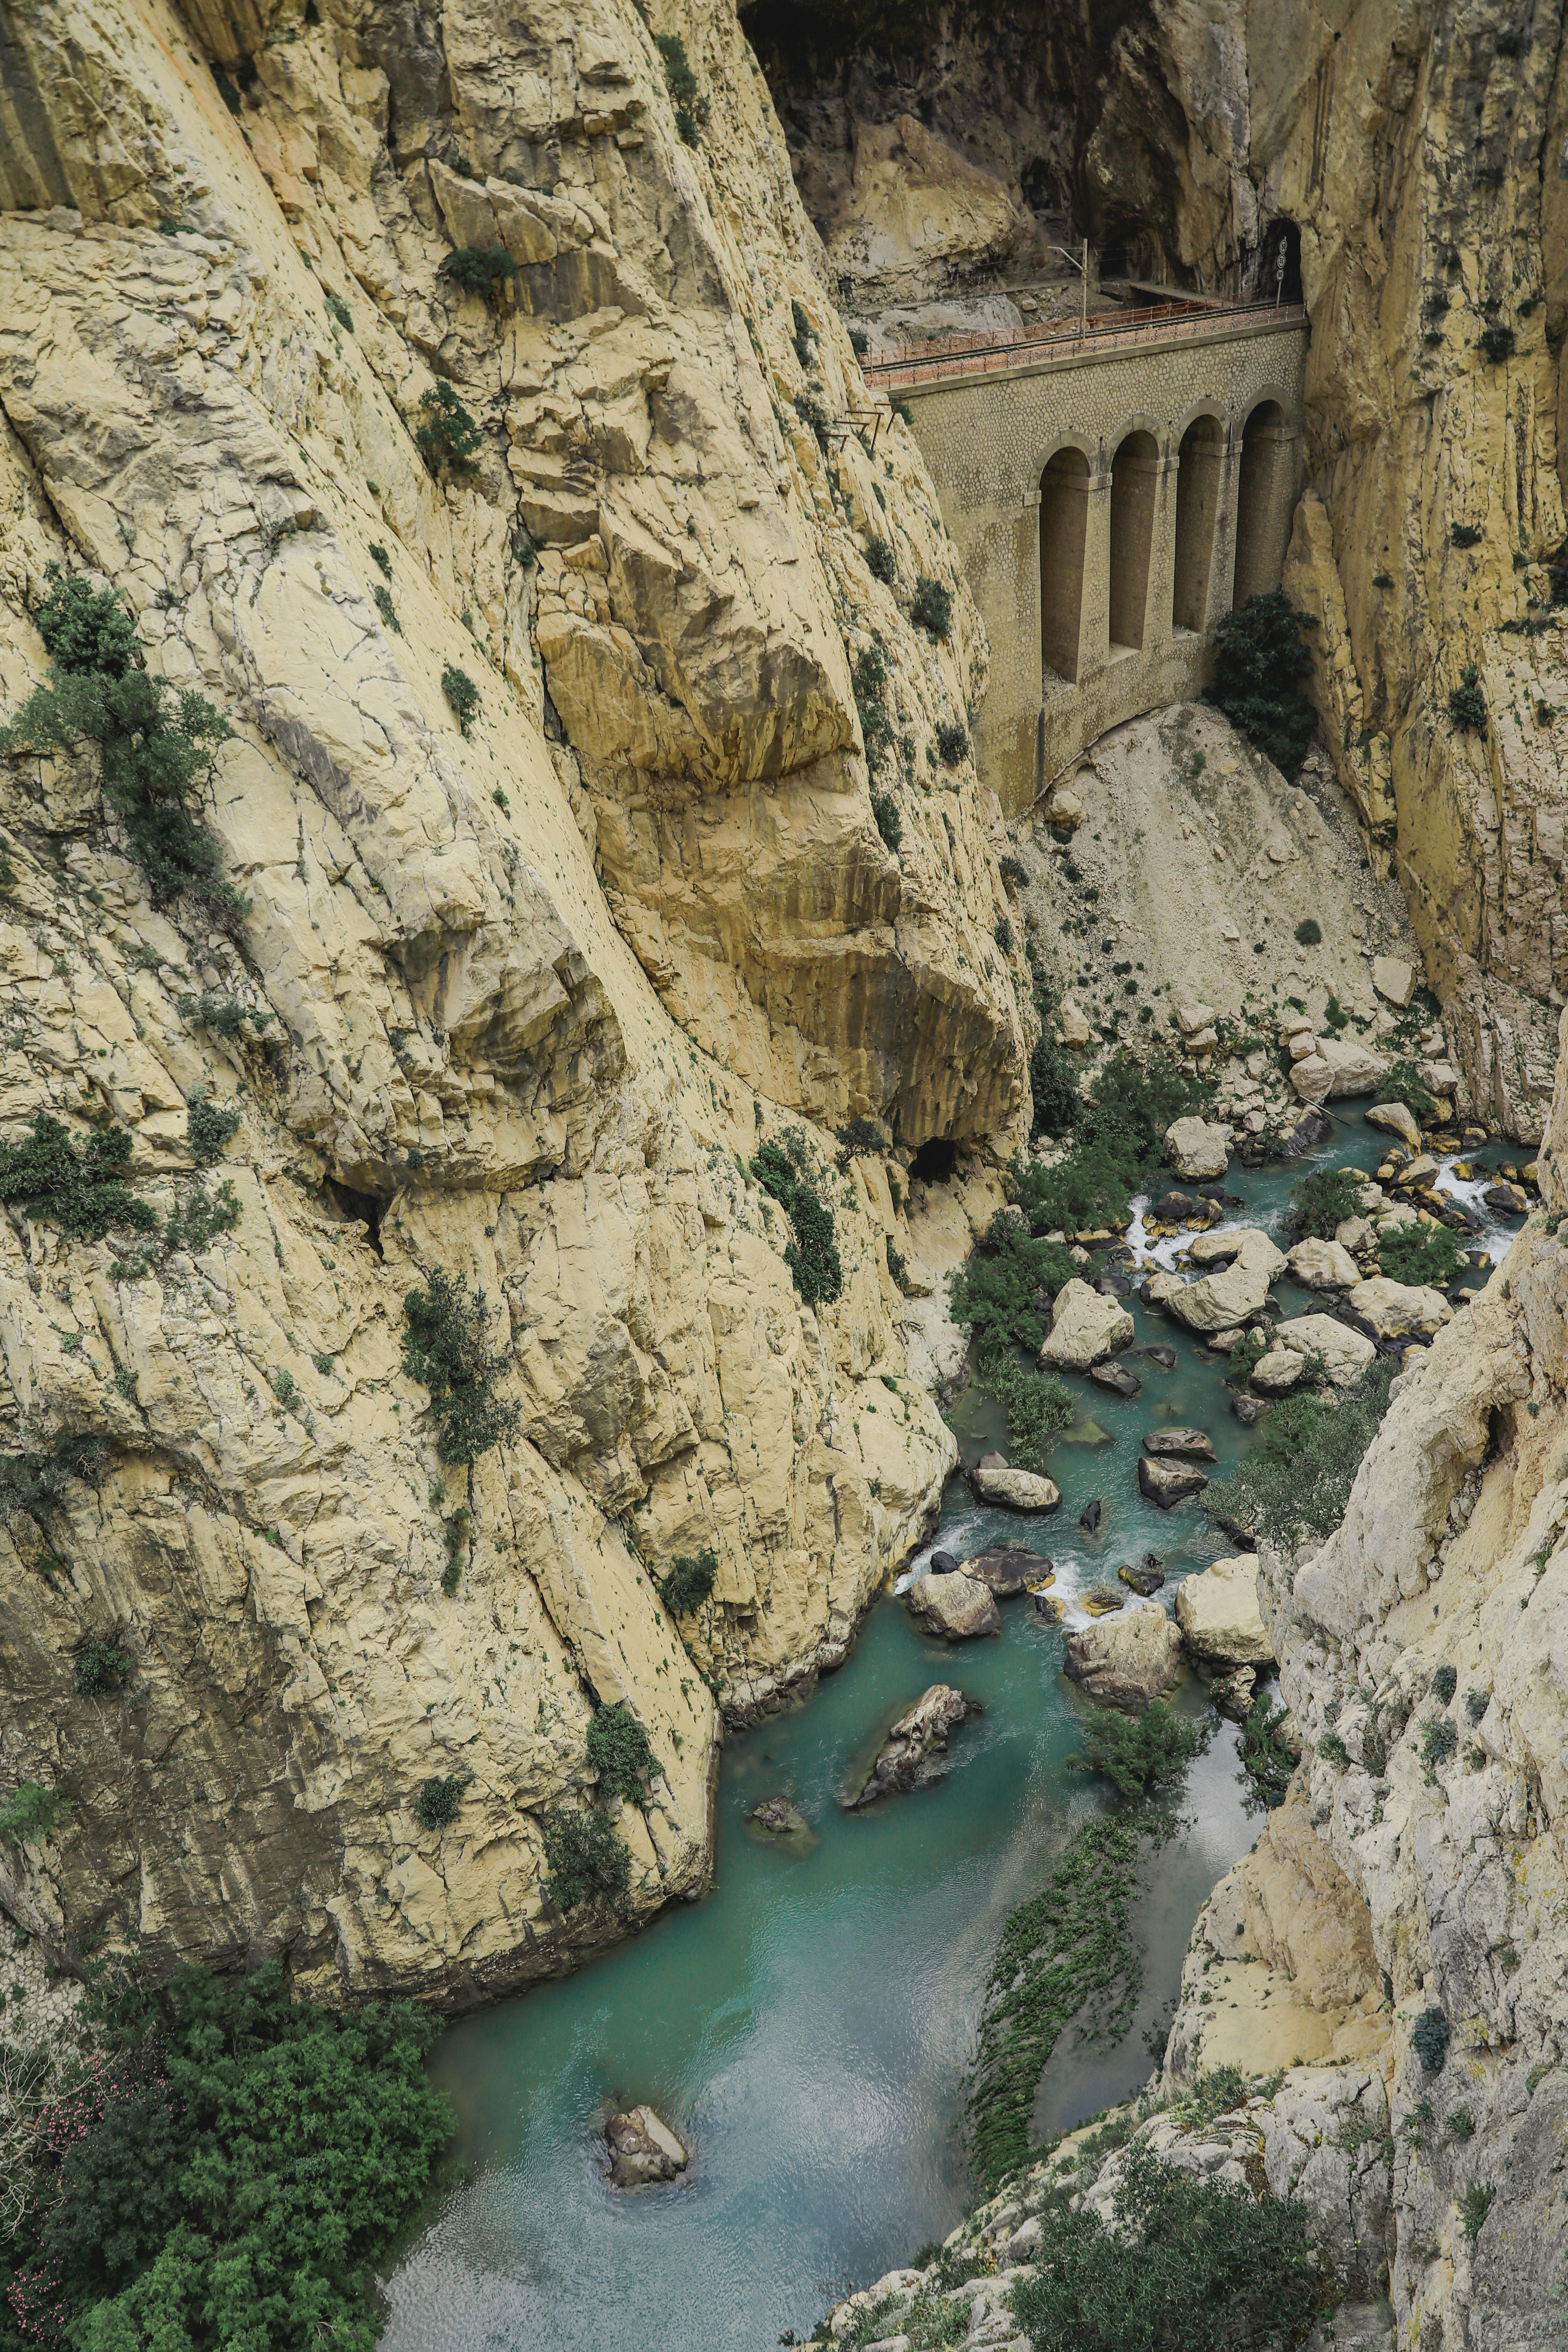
<box><xmin>0</xmin><ymin>0</ymin><xmax>1028</xmax><ymax>2004</ymax></box>
<box><xmin>756</xmin><ymin>0</ymin><xmax>1568</xmax><ymax>1141</ymax></box>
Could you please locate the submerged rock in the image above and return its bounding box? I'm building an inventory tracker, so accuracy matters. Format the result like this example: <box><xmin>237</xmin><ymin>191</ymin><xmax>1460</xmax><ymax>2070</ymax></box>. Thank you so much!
<box><xmin>844</xmin><ymin>1684</ymin><xmax>982</xmax><ymax>1808</ymax></box>
<box><xmin>1142</xmin><ymin>1427</ymin><xmax>1217</xmax><ymax>1462</ymax></box>
<box><xmin>1089</xmin><ymin>1360</ymin><xmax>1142</xmax><ymax>1398</ymax></box>
<box><xmin>1079</xmin><ymin>1496</ymin><xmax>1103</xmax><ymax>1532</ymax></box>
<box><xmin>749</xmin><ymin>1795</ymin><xmax>811</xmax><ymax>1839</ymax></box>
<box><xmin>1064</xmin><ymin>1603</ymin><xmax>1184</xmax><ymax>1707</ymax></box>
<box><xmin>906</xmin><ymin>1569</ymin><xmax>1001</xmax><ymax>1639</ymax></box>
<box><xmin>972</xmin><ymin>1453</ymin><xmax>1061</xmax><ymax>1512</ymax></box>
<box><xmin>606</xmin><ymin>2105</ymin><xmax>689</xmax><ymax>2188</ymax></box>
<box><xmin>927</xmin><ymin>1548</ymin><xmax>961</xmax><ymax>1576</ymax></box>
<box><xmin>1141</xmin><ymin>1345</ymin><xmax>1178</xmax><ymax>1370</ymax></box>
<box><xmin>960</xmin><ymin>1546</ymin><xmax>1043</xmax><ymax>1596</ymax></box>
<box><xmin>1138</xmin><ymin>1456</ymin><xmax>1210</xmax><ymax>1507</ymax></box>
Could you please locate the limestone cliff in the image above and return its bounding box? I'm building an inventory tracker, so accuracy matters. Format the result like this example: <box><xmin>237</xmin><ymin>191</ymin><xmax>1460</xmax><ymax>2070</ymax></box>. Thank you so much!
<box><xmin>758</xmin><ymin>0</ymin><xmax>1568</xmax><ymax>1143</ymax></box>
<box><xmin>0</xmin><ymin>0</ymin><xmax>1028</xmax><ymax>2004</ymax></box>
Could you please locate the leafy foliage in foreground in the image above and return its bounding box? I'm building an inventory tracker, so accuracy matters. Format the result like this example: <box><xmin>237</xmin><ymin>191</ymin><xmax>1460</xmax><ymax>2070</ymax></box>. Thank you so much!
<box><xmin>752</xmin><ymin>1135</ymin><xmax>843</xmax><ymax>1306</ymax></box>
<box><xmin>0</xmin><ymin>1115</ymin><xmax>156</xmax><ymax>1244</ymax></box>
<box><xmin>1287</xmin><ymin>1167</ymin><xmax>1364</xmax><ymax>1239</ymax></box>
<box><xmin>946</xmin><ymin>1210</ymin><xmax>1076</xmax><ymax>1371</ymax></box>
<box><xmin>1204</xmin><ymin>589</ymin><xmax>1318</xmax><ymax>779</ymax></box>
<box><xmin>2</xmin><ymin>1962</ymin><xmax>450</xmax><ymax>2351</ymax></box>
<box><xmin>1068</xmin><ymin>1700</ymin><xmax>1212</xmax><ymax>1799</ymax></box>
<box><xmin>1010</xmin><ymin>2136</ymin><xmax>1322</xmax><ymax>2351</ymax></box>
<box><xmin>401</xmin><ymin>1269</ymin><xmax>519</xmax><ymax>1465</ymax></box>
<box><xmin>1206</xmin><ymin>1361</ymin><xmax>1396</xmax><ymax>1546</ymax></box>
<box><xmin>2</xmin><ymin>573</ymin><xmax>243</xmax><ymax>926</ymax></box>
<box><xmin>965</xmin><ymin>1818</ymin><xmax>1147</xmax><ymax>2191</ymax></box>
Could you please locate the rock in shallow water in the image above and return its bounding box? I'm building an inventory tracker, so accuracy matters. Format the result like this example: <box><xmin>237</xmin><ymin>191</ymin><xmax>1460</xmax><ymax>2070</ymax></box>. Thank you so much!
<box><xmin>749</xmin><ymin>1795</ymin><xmax>810</xmax><ymax>1839</ymax></box>
<box><xmin>1176</xmin><ymin>1553</ymin><xmax>1273</xmax><ymax>1666</ymax></box>
<box><xmin>1142</xmin><ymin>1427</ymin><xmax>1217</xmax><ymax>1462</ymax></box>
<box><xmin>1064</xmin><ymin>1603</ymin><xmax>1185</xmax><ymax>1707</ymax></box>
<box><xmin>960</xmin><ymin>1546</ymin><xmax>1044</xmax><ymax>1596</ymax></box>
<box><xmin>606</xmin><ymin>2104</ymin><xmax>689</xmax><ymax>2188</ymax></box>
<box><xmin>906</xmin><ymin>1569</ymin><xmax>1000</xmax><ymax>1639</ymax></box>
<box><xmin>1118</xmin><ymin>1554</ymin><xmax>1165</xmax><ymax>1595</ymax></box>
<box><xmin>972</xmin><ymin>1452</ymin><xmax>1061</xmax><ymax>1512</ymax></box>
<box><xmin>1089</xmin><ymin>1359</ymin><xmax>1142</xmax><ymax>1397</ymax></box>
<box><xmin>1138</xmin><ymin>1455</ymin><xmax>1210</xmax><ymax>1507</ymax></box>
<box><xmin>843</xmin><ymin>1684</ymin><xmax>983</xmax><ymax>1808</ymax></box>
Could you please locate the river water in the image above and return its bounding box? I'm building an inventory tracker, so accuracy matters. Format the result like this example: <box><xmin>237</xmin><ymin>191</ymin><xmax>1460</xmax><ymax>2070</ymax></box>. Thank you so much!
<box><xmin>381</xmin><ymin>1115</ymin><xmax>1518</xmax><ymax>2352</ymax></box>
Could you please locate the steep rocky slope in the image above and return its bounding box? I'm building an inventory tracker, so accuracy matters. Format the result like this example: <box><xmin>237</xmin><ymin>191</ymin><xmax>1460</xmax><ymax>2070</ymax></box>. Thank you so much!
<box><xmin>0</xmin><ymin>0</ymin><xmax>1028</xmax><ymax>2004</ymax></box>
<box><xmin>758</xmin><ymin>0</ymin><xmax>1568</xmax><ymax>1142</ymax></box>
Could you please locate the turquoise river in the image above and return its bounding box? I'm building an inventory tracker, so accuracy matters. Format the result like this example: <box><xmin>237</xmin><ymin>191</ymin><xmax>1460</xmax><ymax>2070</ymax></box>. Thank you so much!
<box><xmin>381</xmin><ymin>1113</ymin><xmax>1514</xmax><ymax>2352</ymax></box>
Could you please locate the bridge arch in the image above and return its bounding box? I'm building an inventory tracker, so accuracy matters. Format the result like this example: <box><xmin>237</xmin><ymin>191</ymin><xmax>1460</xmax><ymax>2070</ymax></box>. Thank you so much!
<box><xmin>1039</xmin><ymin>441</ymin><xmax>1093</xmax><ymax>684</ymax></box>
<box><xmin>1108</xmin><ymin>426</ymin><xmax>1161</xmax><ymax>652</ymax></box>
<box><xmin>1232</xmin><ymin>390</ymin><xmax>1296</xmax><ymax>608</ymax></box>
<box><xmin>1172</xmin><ymin>410</ymin><xmax>1225</xmax><ymax>632</ymax></box>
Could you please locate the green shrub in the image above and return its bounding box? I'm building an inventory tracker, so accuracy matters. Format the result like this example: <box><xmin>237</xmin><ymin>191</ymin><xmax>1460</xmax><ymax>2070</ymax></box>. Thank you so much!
<box><xmin>1450</xmin><ymin>522</ymin><xmax>1482</xmax><ymax>548</ymax></box>
<box><xmin>1029</xmin><ymin>1028</ymin><xmax>1082</xmax><ymax>1140</ymax></box>
<box><xmin>790</xmin><ymin>298</ymin><xmax>818</xmax><ymax>369</ymax></box>
<box><xmin>1068</xmin><ymin>1699</ymin><xmax>1212</xmax><ymax>1800</ymax></box>
<box><xmin>994</xmin><ymin>915</ymin><xmax>1013</xmax><ymax>954</ymax></box>
<box><xmin>0</xmin><ymin>1114</ymin><xmax>157</xmax><ymax>1242</ymax></box>
<box><xmin>1011</xmin><ymin>2136</ymin><xmax>1321</xmax><ymax>2352</ymax></box>
<box><xmin>443</xmin><ymin>244</ymin><xmax>517</xmax><ymax>302</ymax></box>
<box><xmin>965</xmin><ymin>1818</ymin><xmax>1146</xmax><ymax>2191</ymax></box>
<box><xmin>0</xmin><ymin>1433</ymin><xmax>111</xmax><ymax>1530</ymax></box>
<box><xmin>660</xmin><ymin>1547</ymin><xmax>718</xmax><ymax>1615</ymax></box>
<box><xmin>865</xmin><ymin>536</ymin><xmax>896</xmax><ymax>584</ymax></box>
<box><xmin>324</xmin><ymin>288</ymin><xmax>353</xmax><ymax>331</ymax></box>
<box><xmin>373</xmin><ymin>582</ymin><xmax>401</xmax><ymax>633</ymax></box>
<box><xmin>3</xmin><ymin>576</ymin><xmax>244</xmax><ymax>925</ymax></box>
<box><xmin>1288</xmin><ymin>1165</ymin><xmax>1365</xmax><ymax>1238</ymax></box>
<box><xmin>541</xmin><ymin>1803</ymin><xmax>631</xmax><ymax>1913</ymax></box>
<box><xmin>852</xmin><ymin>642</ymin><xmax>892</xmax><ymax>771</ymax></box>
<box><xmin>1379</xmin><ymin>1222</ymin><xmax>1464</xmax><ymax>1286</ymax></box>
<box><xmin>1206</xmin><ymin>1360</ymin><xmax>1396</xmax><ymax>1545</ymax></box>
<box><xmin>441</xmin><ymin>662</ymin><xmax>481</xmax><ymax>733</ymax></box>
<box><xmin>936</xmin><ymin>719</ymin><xmax>969</xmax><ymax>766</ymax></box>
<box><xmin>870</xmin><ymin>788</ymin><xmax>902</xmax><ymax>850</ymax></box>
<box><xmin>586</xmin><ymin>1703</ymin><xmax>663</xmax><ymax>1806</ymax></box>
<box><xmin>72</xmin><ymin>1640</ymin><xmax>134</xmax><ymax>1697</ymax></box>
<box><xmin>5</xmin><ymin>1959</ymin><xmax>449</xmax><ymax>2350</ymax></box>
<box><xmin>413</xmin><ymin>1774</ymin><xmax>465</xmax><ymax>1830</ymax></box>
<box><xmin>162</xmin><ymin>1177</ymin><xmax>241</xmax><ymax>1259</ymax></box>
<box><xmin>911</xmin><ymin>575</ymin><xmax>952</xmax><ymax>639</ymax></box>
<box><xmin>1380</xmin><ymin>1056</ymin><xmax>1438</xmax><ymax>1118</ymax></box>
<box><xmin>751</xmin><ymin>1135</ymin><xmax>843</xmax><ymax>1306</ymax></box>
<box><xmin>175</xmin><ymin>987</ymin><xmax>270</xmax><ymax>1040</ymax></box>
<box><xmin>1294</xmin><ymin>917</ymin><xmax>1322</xmax><ymax>945</ymax></box>
<box><xmin>1479</xmin><ymin>323</ymin><xmax>1515</xmax><ymax>362</ymax></box>
<box><xmin>657</xmin><ymin>32</ymin><xmax>711</xmax><ymax>142</ymax></box>
<box><xmin>1450</xmin><ymin>2104</ymin><xmax>1475</xmax><ymax>2141</ymax></box>
<box><xmin>836</xmin><ymin>1116</ymin><xmax>887</xmax><ymax>1159</ymax></box>
<box><xmin>1236</xmin><ymin>1694</ymin><xmax>1296</xmax><ymax>1813</ymax></box>
<box><xmin>414</xmin><ymin>379</ymin><xmax>483</xmax><ymax>476</ymax></box>
<box><xmin>187</xmin><ymin>1096</ymin><xmax>240</xmax><ymax>1168</ymax></box>
<box><xmin>1010</xmin><ymin>1141</ymin><xmax>1132</xmax><ymax>1231</ymax></box>
<box><xmin>886</xmin><ymin>1236</ymin><xmax>909</xmax><ymax>1286</ymax></box>
<box><xmin>400</xmin><ymin>1268</ymin><xmax>519</xmax><ymax>1464</ymax></box>
<box><xmin>946</xmin><ymin>1209</ymin><xmax>1076</xmax><ymax>1370</ymax></box>
<box><xmin>1413</xmin><ymin>2005</ymin><xmax>1450</xmax><ymax>2072</ymax></box>
<box><xmin>1228</xmin><ymin>1328</ymin><xmax>1268</xmax><ymax>1384</ymax></box>
<box><xmin>983</xmin><ymin>1358</ymin><xmax>1076</xmax><ymax>1472</ymax></box>
<box><xmin>0</xmin><ymin>1781</ymin><xmax>68</xmax><ymax>1845</ymax></box>
<box><xmin>1458</xmin><ymin>2181</ymin><xmax>1494</xmax><ymax>2244</ymax></box>
<box><xmin>1420</xmin><ymin>1714</ymin><xmax>1458</xmax><ymax>1769</ymax></box>
<box><xmin>1448</xmin><ymin>664</ymin><xmax>1487</xmax><ymax>732</ymax></box>
<box><xmin>1204</xmin><ymin>589</ymin><xmax>1318</xmax><ymax>778</ymax></box>
<box><xmin>998</xmin><ymin>854</ymin><xmax>1027</xmax><ymax>891</ymax></box>
<box><xmin>1431</xmin><ymin>1662</ymin><xmax>1457</xmax><ymax>1702</ymax></box>
<box><xmin>369</xmin><ymin>541</ymin><xmax>393</xmax><ymax>578</ymax></box>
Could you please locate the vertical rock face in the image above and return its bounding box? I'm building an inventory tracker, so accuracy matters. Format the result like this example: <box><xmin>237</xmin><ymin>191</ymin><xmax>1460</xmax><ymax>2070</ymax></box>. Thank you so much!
<box><xmin>0</xmin><ymin>0</ymin><xmax>1027</xmax><ymax>1999</ymax></box>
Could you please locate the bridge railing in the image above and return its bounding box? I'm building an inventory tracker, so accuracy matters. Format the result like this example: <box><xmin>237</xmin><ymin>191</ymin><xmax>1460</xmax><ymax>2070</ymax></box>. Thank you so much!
<box><xmin>861</xmin><ymin>299</ymin><xmax>1307</xmax><ymax>393</ymax></box>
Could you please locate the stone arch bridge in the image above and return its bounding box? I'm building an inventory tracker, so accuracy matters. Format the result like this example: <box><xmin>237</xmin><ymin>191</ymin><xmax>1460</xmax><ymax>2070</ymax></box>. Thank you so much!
<box><xmin>868</xmin><ymin>304</ymin><xmax>1311</xmax><ymax>815</ymax></box>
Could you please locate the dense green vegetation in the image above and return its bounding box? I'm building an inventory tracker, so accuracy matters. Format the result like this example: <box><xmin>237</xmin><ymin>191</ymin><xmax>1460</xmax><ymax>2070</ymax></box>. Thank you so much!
<box><xmin>1288</xmin><ymin>1166</ymin><xmax>1364</xmax><ymax>1238</ymax></box>
<box><xmin>540</xmin><ymin>1804</ymin><xmax>632</xmax><ymax>1914</ymax></box>
<box><xmin>186</xmin><ymin>1098</ymin><xmax>240</xmax><ymax>1170</ymax></box>
<box><xmin>965</xmin><ymin>1818</ymin><xmax>1147</xmax><ymax>2191</ymax></box>
<box><xmin>1010</xmin><ymin>1048</ymin><xmax>1202</xmax><ymax>1232</ymax></box>
<box><xmin>655</xmin><ymin>31</ymin><xmax>711</xmax><ymax>142</ymax></box>
<box><xmin>414</xmin><ymin>381</ymin><xmax>482</xmax><ymax>476</ymax></box>
<box><xmin>1068</xmin><ymin>1701</ymin><xmax>1212</xmax><ymax>1799</ymax></box>
<box><xmin>0</xmin><ymin>1116</ymin><xmax>157</xmax><ymax>1244</ymax></box>
<box><xmin>413</xmin><ymin>1775</ymin><xmax>465</xmax><ymax>1831</ymax></box>
<box><xmin>400</xmin><ymin>1269</ymin><xmax>519</xmax><ymax>1464</ymax></box>
<box><xmin>659</xmin><ymin>1547</ymin><xmax>718</xmax><ymax>1616</ymax></box>
<box><xmin>983</xmin><ymin>1359</ymin><xmax>1076</xmax><ymax>1473</ymax></box>
<box><xmin>1206</xmin><ymin>1362</ymin><xmax>1396</xmax><ymax>1545</ymax></box>
<box><xmin>1</xmin><ymin>572</ymin><xmax>244</xmax><ymax>927</ymax></box>
<box><xmin>946</xmin><ymin>1211</ymin><xmax>1076</xmax><ymax>1369</ymax></box>
<box><xmin>0</xmin><ymin>1432</ymin><xmax>111</xmax><ymax>1534</ymax></box>
<box><xmin>440</xmin><ymin>664</ymin><xmax>481</xmax><ymax>734</ymax></box>
<box><xmin>1204</xmin><ymin>590</ymin><xmax>1318</xmax><ymax>778</ymax></box>
<box><xmin>585</xmin><ymin>1704</ymin><xmax>662</xmax><ymax>1806</ymax></box>
<box><xmin>751</xmin><ymin>1135</ymin><xmax>843</xmax><ymax>1306</ymax></box>
<box><xmin>1379</xmin><ymin>1057</ymin><xmax>1438</xmax><ymax>1119</ymax></box>
<box><xmin>1378</xmin><ymin>1221</ymin><xmax>1464</xmax><ymax>1287</ymax></box>
<box><xmin>910</xmin><ymin>577</ymin><xmax>952</xmax><ymax>640</ymax></box>
<box><xmin>1236</xmin><ymin>1695</ymin><xmax>1296</xmax><ymax>1814</ymax></box>
<box><xmin>442</xmin><ymin>245</ymin><xmax>516</xmax><ymax>303</ymax></box>
<box><xmin>1</xmin><ymin>1962</ymin><xmax>450</xmax><ymax>2351</ymax></box>
<box><xmin>1010</xmin><ymin>2136</ymin><xmax>1322</xmax><ymax>2351</ymax></box>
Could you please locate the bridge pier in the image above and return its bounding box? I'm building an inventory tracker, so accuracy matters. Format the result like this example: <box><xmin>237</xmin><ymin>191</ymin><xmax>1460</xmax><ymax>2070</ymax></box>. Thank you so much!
<box><xmin>883</xmin><ymin>309</ymin><xmax>1310</xmax><ymax>814</ymax></box>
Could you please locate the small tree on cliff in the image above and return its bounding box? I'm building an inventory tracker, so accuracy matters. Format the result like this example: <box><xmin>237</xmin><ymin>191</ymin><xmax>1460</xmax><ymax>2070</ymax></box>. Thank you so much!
<box><xmin>1205</xmin><ymin>590</ymin><xmax>1318</xmax><ymax>778</ymax></box>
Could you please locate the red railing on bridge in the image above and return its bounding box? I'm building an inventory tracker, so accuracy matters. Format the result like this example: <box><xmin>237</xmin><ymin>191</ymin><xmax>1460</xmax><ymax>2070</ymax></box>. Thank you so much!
<box><xmin>860</xmin><ymin>299</ymin><xmax>1308</xmax><ymax>394</ymax></box>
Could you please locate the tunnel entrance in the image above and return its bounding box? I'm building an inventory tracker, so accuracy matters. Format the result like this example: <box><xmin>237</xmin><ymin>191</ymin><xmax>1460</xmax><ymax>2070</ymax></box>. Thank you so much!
<box><xmin>325</xmin><ymin>1177</ymin><xmax>388</xmax><ymax>1259</ymax></box>
<box><xmin>908</xmin><ymin>1138</ymin><xmax>958</xmax><ymax>1184</ymax></box>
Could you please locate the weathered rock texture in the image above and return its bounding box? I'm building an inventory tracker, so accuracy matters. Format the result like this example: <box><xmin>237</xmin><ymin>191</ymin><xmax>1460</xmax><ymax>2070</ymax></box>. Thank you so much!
<box><xmin>0</xmin><ymin>0</ymin><xmax>1030</xmax><ymax>2004</ymax></box>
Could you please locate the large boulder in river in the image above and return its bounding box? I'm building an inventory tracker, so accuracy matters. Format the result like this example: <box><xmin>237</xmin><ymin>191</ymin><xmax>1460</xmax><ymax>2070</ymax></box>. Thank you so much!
<box><xmin>1348</xmin><ymin>1276</ymin><xmax>1452</xmax><ymax>1340</ymax></box>
<box><xmin>1139</xmin><ymin>1455</ymin><xmax>1210</xmax><ymax>1507</ymax></box>
<box><xmin>1146</xmin><ymin>1261</ymin><xmax>1268</xmax><ymax>1335</ymax></box>
<box><xmin>1188</xmin><ymin>1227</ymin><xmax>1289</xmax><ymax>1279</ymax></box>
<box><xmin>1176</xmin><ymin>1554</ymin><xmax>1273</xmax><ymax>1666</ymax></box>
<box><xmin>1287</xmin><ymin>1238</ymin><xmax>1361</xmax><ymax>1290</ymax></box>
<box><xmin>1143</xmin><ymin>1428</ymin><xmax>1217</xmax><ymax>1463</ymax></box>
<box><xmin>906</xmin><ymin>1569</ymin><xmax>1000</xmax><ymax>1639</ymax></box>
<box><xmin>749</xmin><ymin>1795</ymin><xmax>811</xmax><ymax>1839</ymax></box>
<box><xmin>1166</xmin><ymin>1116</ymin><xmax>1231</xmax><ymax>1179</ymax></box>
<box><xmin>1365</xmin><ymin>1100</ymin><xmax>1422</xmax><ymax>1153</ymax></box>
<box><xmin>1289</xmin><ymin>1036</ymin><xmax>1387</xmax><ymax>1103</ymax></box>
<box><xmin>1063</xmin><ymin>1603</ymin><xmax>1185</xmax><ymax>1708</ymax></box>
<box><xmin>844</xmin><ymin>1684</ymin><xmax>982</xmax><ymax>1807</ymax></box>
<box><xmin>1271</xmin><ymin>1312</ymin><xmax>1376</xmax><ymax>1386</ymax></box>
<box><xmin>1038</xmin><ymin>1278</ymin><xmax>1133</xmax><ymax>1369</ymax></box>
<box><xmin>972</xmin><ymin>1453</ymin><xmax>1061</xmax><ymax>1512</ymax></box>
<box><xmin>606</xmin><ymin>2105</ymin><xmax>689</xmax><ymax>2188</ymax></box>
<box><xmin>961</xmin><ymin>1546</ymin><xmax>1045</xmax><ymax>1596</ymax></box>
